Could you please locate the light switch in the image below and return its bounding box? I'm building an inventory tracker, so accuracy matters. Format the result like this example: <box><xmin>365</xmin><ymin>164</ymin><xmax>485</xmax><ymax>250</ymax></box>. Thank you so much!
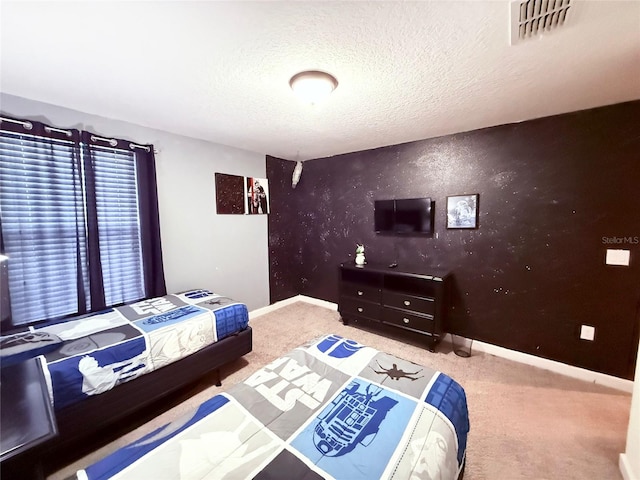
<box><xmin>606</xmin><ymin>249</ymin><xmax>630</xmax><ymax>266</ymax></box>
<box><xmin>580</xmin><ymin>325</ymin><xmax>595</xmax><ymax>341</ymax></box>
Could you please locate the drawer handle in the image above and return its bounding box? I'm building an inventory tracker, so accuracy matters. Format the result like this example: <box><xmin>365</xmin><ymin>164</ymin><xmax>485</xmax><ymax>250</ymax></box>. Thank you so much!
<box><xmin>403</xmin><ymin>317</ymin><xmax>410</xmax><ymax>324</ymax></box>
<box><xmin>358</xmin><ymin>307</ymin><xmax>364</xmax><ymax>313</ymax></box>
<box><xmin>357</xmin><ymin>291</ymin><xmax>364</xmax><ymax>296</ymax></box>
<box><xmin>403</xmin><ymin>300</ymin><xmax>411</xmax><ymax>306</ymax></box>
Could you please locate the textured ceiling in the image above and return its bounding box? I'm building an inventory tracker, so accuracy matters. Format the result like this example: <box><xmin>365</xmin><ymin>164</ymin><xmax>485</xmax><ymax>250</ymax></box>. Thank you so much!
<box><xmin>1</xmin><ymin>1</ymin><xmax>639</xmax><ymax>161</ymax></box>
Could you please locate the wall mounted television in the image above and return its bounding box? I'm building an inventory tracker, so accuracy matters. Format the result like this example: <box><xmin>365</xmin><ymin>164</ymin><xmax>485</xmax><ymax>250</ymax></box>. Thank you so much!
<box><xmin>374</xmin><ymin>197</ymin><xmax>434</xmax><ymax>236</ymax></box>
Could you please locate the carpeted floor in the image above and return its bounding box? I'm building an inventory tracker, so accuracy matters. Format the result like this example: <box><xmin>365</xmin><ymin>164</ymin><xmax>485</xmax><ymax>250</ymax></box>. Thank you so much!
<box><xmin>49</xmin><ymin>301</ymin><xmax>632</xmax><ymax>480</ymax></box>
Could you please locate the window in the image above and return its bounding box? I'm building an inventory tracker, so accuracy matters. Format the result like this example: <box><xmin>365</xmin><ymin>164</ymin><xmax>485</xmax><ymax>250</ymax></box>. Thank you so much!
<box><xmin>89</xmin><ymin>144</ymin><xmax>145</xmax><ymax>306</ymax></box>
<box><xmin>0</xmin><ymin>117</ymin><xmax>166</xmax><ymax>329</ymax></box>
<box><xmin>0</xmin><ymin>129</ymin><xmax>89</xmax><ymax>324</ymax></box>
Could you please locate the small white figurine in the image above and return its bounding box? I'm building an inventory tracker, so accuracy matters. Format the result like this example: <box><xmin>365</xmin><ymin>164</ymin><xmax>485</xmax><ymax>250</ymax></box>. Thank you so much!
<box><xmin>355</xmin><ymin>244</ymin><xmax>366</xmax><ymax>265</ymax></box>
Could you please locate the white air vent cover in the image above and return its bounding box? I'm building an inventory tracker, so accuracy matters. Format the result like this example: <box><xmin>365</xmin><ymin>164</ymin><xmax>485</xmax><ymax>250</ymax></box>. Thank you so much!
<box><xmin>511</xmin><ymin>0</ymin><xmax>573</xmax><ymax>44</ymax></box>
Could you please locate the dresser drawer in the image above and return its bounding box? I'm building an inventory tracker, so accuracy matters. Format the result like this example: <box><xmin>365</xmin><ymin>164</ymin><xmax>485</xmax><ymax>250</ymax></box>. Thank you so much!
<box><xmin>382</xmin><ymin>291</ymin><xmax>435</xmax><ymax>315</ymax></box>
<box><xmin>339</xmin><ymin>297</ymin><xmax>381</xmax><ymax>320</ymax></box>
<box><xmin>382</xmin><ymin>307</ymin><xmax>434</xmax><ymax>332</ymax></box>
<box><xmin>341</xmin><ymin>282</ymin><xmax>381</xmax><ymax>303</ymax></box>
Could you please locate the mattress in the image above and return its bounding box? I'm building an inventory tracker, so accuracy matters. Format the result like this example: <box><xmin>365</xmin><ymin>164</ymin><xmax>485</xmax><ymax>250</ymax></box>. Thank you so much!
<box><xmin>75</xmin><ymin>333</ymin><xmax>469</xmax><ymax>480</ymax></box>
<box><xmin>34</xmin><ymin>289</ymin><xmax>249</xmax><ymax>410</ymax></box>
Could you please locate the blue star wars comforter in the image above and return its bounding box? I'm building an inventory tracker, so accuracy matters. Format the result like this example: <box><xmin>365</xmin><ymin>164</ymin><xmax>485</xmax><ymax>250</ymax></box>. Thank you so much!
<box><xmin>34</xmin><ymin>289</ymin><xmax>249</xmax><ymax>410</ymax></box>
<box><xmin>75</xmin><ymin>334</ymin><xmax>469</xmax><ymax>480</ymax></box>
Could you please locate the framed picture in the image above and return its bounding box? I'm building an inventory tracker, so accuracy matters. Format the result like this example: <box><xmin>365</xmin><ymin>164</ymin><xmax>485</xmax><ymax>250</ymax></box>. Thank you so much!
<box><xmin>245</xmin><ymin>177</ymin><xmax>270</xmax><ymax>215</ymax></box>
<box><xmin>446</xmin><ymin>194</ymin><xmax>479</xmax><ymax>229</ymax></box>
<box><xmin>215</xmin><ymin>173</ymin><xmax>245</xmax><ymax>215</ymax></box>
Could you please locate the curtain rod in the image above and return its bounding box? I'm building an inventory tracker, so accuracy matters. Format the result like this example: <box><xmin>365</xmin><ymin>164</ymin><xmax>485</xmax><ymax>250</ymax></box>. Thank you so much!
<box><xmin>90</xmin><ymin>135</ymin><xmax>118</xmax><ymax>147</ymax></box>
<box><xmin>2</xmin><ymin>116</ymin><xmax>72</xmax><ymax>137</ymax></box>
<box><xmin>45</xmin><ymin>125</ymin><xmax>72</xmax><ymax>137</ymax></box>
<box><xmin>129</xmin><ymin>142</ymin><xmax>151</xmax><ymax>153</ymax></box>
<box><xmin>91</xmin><ymin>135</ymin><xmax>154</xmax><ymax>153</ymax></box>
<box><xmin>1</xmin><ymin>117</ymin><xmax>158</xmax><ymax>154</ymax></box>
<box><xmin>0</xmin><ymin>116</ymin><xmax>33</xmax><ymax>130</ymax></box>
<box><xmin>3</xmin><ymin>118</ymin><xmax>72</xmax><ymax>138</ymax></box>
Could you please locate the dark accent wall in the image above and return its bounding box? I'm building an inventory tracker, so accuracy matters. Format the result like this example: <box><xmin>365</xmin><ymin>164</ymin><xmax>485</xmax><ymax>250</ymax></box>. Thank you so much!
<box><xmin>267</xmin><ymin>156</ymin><xmax>304</xmax><ymax>301</ymax></box>
<box><xmin>268</xmin><ymin>101</ymin><xmax>640</xmax><ymax>379</ymax></box>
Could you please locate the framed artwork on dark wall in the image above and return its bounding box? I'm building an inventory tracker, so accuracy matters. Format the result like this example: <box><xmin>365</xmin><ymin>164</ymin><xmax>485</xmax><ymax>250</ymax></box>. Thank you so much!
<box><xmin>446</xmin><ymin>194</ymin><xmax>479</xmax><ymax>229</ymax></box>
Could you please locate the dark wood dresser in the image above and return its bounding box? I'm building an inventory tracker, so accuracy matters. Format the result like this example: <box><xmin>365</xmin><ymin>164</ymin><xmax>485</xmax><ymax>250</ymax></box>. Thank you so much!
<box><xmin>338</xmin><ymin>262</ymin><xmax>451</xmax><ymax>352</ymax></box>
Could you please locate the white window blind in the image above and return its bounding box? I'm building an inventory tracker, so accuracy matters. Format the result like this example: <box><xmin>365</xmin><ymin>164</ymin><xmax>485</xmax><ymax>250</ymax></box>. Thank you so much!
<box><xmin>90</xmin><ymin>145</ymin><xmax>145</xmax><ymax>306</ymax></box>
<box><xmin>0</xmin><ymin>131</ymin><xmax>90</xmax><ymax>324</ymax></box>
<box><xmin>0</xmin><ymin>129</ymin><xmax>146</xmax><ymax>326</ymax></box>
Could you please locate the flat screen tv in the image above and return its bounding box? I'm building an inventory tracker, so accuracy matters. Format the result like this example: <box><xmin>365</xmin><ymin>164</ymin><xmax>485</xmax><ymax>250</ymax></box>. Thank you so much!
<box><xmin>374</xmin><ymin>197</ymin><xmax>433</xmax><ymax>236</ymax></box>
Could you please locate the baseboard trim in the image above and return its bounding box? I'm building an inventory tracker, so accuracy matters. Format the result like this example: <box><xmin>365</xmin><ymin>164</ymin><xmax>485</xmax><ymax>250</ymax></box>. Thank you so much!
<box><xmin>295</xmin><ymin>295</ymin><xmax>339</xmax><ymax>310</ymax></box>
<box><xmin>619</xmin><ymin>452</ymin><xmax>638</xmax><ymax>480</ymax></box>
<box><xmin>249</xmin><ymin>295</ymin><xmax>338</xmax><ymax>319</ymax></box>
<box><xmin>249</xmin><ymin>295</ymin><xmax>304</xmax><ymax>319</ymax></box>
<box><xmin>252</xmin><ymin>295</ymin><xmax>633</xmax><ymax>393</ymax></box>
<box><xmin>445</xmin><ymin>333</ymin><xmax>633</xmax><ymax>393</ymax></box>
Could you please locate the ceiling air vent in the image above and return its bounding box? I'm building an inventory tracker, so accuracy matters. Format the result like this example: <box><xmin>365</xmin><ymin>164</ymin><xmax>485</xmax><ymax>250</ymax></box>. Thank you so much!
<box><xmin>510</xmin><ymin>0</ymin><xmax>572</xmax><ymax>44</ymax></box>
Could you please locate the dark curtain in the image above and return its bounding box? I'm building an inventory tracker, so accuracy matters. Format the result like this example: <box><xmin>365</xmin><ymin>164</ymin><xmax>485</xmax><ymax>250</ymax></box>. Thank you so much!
<box><xmin>80</xmin><ymin>131</ymin><xmax>167</xmax><ymax>307</ymax></box>
<box><xmin>80</xmin><ymin>131</ymin><xmax>107</xmax><ymax>310</ymax></box>
<box><xmin>1</xmin><ymin>116</ymin><xmax>166</xmax><ymax>328</ymax></box>
<box><xmin>134</xmin><ymin>145</ymin><xmax>167</xmax><ymax>298</ymax></box>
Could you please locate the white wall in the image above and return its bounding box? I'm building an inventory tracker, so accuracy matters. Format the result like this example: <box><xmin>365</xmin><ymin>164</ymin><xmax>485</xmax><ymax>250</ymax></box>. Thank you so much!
<box><xmin>0</xmin><ymin>94</ymin><xmax>270</xmax><ymax>311</ymax></box>
<box><xmin>620</xmin><ymin>338</ymin><xmax>640</xmax><ymax>480</ymax></box>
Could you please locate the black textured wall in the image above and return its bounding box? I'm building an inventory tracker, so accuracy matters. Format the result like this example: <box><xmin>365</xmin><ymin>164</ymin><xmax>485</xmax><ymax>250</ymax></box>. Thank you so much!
<box><xmin>268</xmin><ymin>101</ymin><xmax>640</xmax><ymax>379</ymax></box>
<box><xmin>267</xmin><ymin>156</ymin><xmax>303</xmax><ymax>301</ymax></box>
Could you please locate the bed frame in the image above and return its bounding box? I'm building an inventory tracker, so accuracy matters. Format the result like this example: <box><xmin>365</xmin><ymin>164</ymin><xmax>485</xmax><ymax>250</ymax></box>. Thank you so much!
<box><xmin>7</xmin><ymin>326</ymin><xmax>252</xmax><ymax>478</ymax></box>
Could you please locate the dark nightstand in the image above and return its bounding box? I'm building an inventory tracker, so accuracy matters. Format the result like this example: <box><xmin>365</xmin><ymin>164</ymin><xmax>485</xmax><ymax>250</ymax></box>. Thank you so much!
<box><xmin>1</xmin><ymin>356</ymin><xmax>58</xmax><ymax>478</ymax></box>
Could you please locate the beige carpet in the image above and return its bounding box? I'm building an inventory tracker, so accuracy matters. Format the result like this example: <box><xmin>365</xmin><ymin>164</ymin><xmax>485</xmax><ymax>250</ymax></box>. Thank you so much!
<box><xmin>49</xmin><ymin>301</ymin><xmax>632</xmax><ymax>480</ymax></box>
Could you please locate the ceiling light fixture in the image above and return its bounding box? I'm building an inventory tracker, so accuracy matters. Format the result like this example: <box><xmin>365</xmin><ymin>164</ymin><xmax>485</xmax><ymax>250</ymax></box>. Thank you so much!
<box><xmin>289</xmin><ymin>70</ymin><xmax>338</xmax><ymax>105</ymax></box>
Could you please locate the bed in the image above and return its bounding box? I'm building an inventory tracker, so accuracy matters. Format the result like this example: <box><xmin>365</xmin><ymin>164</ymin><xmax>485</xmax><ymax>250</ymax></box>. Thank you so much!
<box><xmin>35</xmin><ymin>288</ymin><xmax>250</xmax><ymax>411</ymax></box>
<box><xmin>0</xmin><ymin>289</ymin><xmax>252</xmax><ymax>474</ymax></box>
<box><xmin>74</xmin><ymin>333</ymin><xmax>469</xmax><ymax>480</ymax></box>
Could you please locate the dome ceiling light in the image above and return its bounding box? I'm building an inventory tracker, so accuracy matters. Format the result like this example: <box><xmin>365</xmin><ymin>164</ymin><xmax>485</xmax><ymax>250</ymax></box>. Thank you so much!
<box><xmin>289</xmin><ymin>70</ymin><xmax>338</xmax><ymax>105</ymax></box>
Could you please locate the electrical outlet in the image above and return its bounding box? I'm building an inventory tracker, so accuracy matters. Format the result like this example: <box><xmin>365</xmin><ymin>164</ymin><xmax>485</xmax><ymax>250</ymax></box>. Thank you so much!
<box><xmin>580</xmin><ymin>325</ymin><xmax>595</xmax><ymax>341</ymax></box>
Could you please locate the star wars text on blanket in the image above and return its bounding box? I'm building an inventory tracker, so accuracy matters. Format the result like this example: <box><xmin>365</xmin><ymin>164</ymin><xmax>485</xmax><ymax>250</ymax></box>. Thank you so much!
<box><xmin>36</xmin><ymin>289</ymin><xmax>249</xmax><ymax>409</ymax></box>
<box><xmin>77</xmin><ymin>334</ymin><xmax>469</xmax><ymax>480</ymax></box>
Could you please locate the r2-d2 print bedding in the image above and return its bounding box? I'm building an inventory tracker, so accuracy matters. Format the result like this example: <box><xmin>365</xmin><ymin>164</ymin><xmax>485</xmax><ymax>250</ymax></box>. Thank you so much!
<box><xmin>35</xmin><ymin>289</ymin><xmax>249</xmax><ymax>410</ymax></box>
<box><xmin>76</xmin><ymin>334</ymin><xmax>469</xmax><ymax>480</ymax></box>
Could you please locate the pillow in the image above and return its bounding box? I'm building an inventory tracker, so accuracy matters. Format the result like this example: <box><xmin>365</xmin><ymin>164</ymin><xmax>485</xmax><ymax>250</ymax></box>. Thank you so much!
<box><xmin>0</xmin><ymin>331</ymin><xmax>62</xmax><ymax>367</ymax></box>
